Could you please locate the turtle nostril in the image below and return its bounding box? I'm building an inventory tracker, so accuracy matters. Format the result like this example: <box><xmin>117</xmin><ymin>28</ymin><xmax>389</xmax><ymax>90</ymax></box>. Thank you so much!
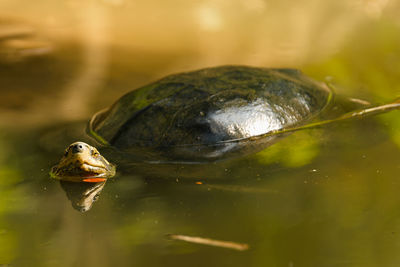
<box><xmin>71</xmin><ymin>144</ymin><xmax>84</xmax><ymax>154</ymax></box>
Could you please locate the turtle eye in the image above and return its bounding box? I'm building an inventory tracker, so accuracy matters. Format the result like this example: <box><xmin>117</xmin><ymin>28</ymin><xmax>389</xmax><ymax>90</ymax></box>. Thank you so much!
<box><xmin>92</xmin><ymin>150</ymin><xmax>99</xmax><ymax>157</ymax></box>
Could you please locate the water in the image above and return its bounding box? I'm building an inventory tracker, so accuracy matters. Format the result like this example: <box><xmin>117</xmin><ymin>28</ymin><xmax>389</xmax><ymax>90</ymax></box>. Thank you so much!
<box><xmin>2</xmin><ymin>119</ymin><xmax>400</xmax><ymax>267</ymax></box>
<box><xmin>1</xmin><ymin>1</ymin><xmax>400</xmax><ymax>266</ymax></box>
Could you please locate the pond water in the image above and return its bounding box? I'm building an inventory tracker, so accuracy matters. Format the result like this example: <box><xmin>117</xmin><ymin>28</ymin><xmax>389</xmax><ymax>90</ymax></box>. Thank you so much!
<box><xmin>1</xmin><ymin>1</ymin><xmax>400</xmax><ymax>267</ymax></box>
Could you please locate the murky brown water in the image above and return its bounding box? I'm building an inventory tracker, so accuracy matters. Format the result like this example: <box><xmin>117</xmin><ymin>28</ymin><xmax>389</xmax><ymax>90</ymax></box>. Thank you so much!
<box><xmin>1</xmin><ymin>1</ymin><xmax>400</xmax><ymax>266</ymax></box>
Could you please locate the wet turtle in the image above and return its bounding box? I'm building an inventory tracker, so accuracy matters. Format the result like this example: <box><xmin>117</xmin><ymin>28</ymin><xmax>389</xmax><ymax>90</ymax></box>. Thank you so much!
<box><xmin>87</xmin><ymin>65</ymin><xmax>399</xmax><ymax>163</ymax></box>
<box><xmin>87</xmin><ymin>66</ymin><xmax>333</xmax><ymax>163</ymax></box>
<box><xmin>51</xmin><ymin>65</ymin><xmax>400</xmax><ymax>182</ymax></box>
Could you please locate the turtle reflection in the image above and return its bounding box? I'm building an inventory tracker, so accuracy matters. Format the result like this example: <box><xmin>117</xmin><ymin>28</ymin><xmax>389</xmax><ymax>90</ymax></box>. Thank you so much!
<box><xmin>59</xmin><ymin>181</ymin><xmax>106</xmax><ymax>212</ymax></box>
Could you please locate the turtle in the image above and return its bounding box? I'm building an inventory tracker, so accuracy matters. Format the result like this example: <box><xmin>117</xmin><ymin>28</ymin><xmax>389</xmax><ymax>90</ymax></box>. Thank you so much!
<box><xmin>87</xmin><ymin>66</ymin><xmax>333</xmax><ymax>163</ymax></box>
<box><xmin>87</xmin><ymin>65</ymin><xmax>399</xmax><ymax>162</ymax></box>
<box><xmin>51</xmin><ymin>65</ymin><xmax>400</xmax><ymax>182</ymax></box>
<box><xmin>50</xmin><ymin>141</ymin><xmax>115</xmax><ymax>182</ymax></box>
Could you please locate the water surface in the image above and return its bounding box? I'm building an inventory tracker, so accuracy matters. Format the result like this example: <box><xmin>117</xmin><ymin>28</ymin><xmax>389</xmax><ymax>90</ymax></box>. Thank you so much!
<box><xmin>0</xmin><ymin>1</ymin><xmax>400</xmax><ymax>266</ymax></box>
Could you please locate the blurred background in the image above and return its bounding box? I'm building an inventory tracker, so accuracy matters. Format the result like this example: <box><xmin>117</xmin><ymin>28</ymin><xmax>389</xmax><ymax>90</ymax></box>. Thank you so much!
<box><xmin>1</xmin><ymin>0</ymin><xmax>400</xmax><ymax>266</ymax></box>
<box><xmin>1</xmin><ymin>0</ymin><xmax>400</xmax><ymax>125</ymax></box>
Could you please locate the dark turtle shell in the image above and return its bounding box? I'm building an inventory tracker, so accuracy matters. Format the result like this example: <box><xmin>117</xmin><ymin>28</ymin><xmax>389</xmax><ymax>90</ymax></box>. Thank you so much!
<box><xmin>87</xmin><ymin>66</ymin><xmax>332</xmax><ymax>162</ymax></box>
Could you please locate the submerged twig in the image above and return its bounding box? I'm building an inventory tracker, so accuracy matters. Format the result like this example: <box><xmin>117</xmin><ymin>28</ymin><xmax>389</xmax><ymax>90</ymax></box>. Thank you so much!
<box><xmin>167</xmin><ymin>234</ymin><xmax>249</xmax><ymax>251</ymax></box>
<box><xmin>200</xmin><ymin>183</ymin><xmax>279</xmax><ymax>194</ymax></box>
<box><xmin>250</xmin><ymin>98</ymin><xmax>400</xmax><ymax>140</ymax></box>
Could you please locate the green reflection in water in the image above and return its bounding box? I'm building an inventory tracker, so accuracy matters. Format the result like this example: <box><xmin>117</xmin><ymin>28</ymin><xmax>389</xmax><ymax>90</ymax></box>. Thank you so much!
<box><xmin>256</xmin><ymin>129</ymin><xmax>322</xmax><ymax>167</ymax></box>
<box><xmin>379</xmin><ymin>111</ymin><xmax>400</xmax><ymax>149</ymax></box>
<box><xmin>0</xmin><ymin>138</ymin><xmax>22</xmax><ymax>264</ymax></box>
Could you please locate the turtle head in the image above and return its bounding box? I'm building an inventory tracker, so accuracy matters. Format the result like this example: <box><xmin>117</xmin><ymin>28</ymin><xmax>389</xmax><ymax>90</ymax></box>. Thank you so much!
<box><xmin>50</xmin><ymin>142</ymin><xmax>116</xmax><ymax>182</ymax></box>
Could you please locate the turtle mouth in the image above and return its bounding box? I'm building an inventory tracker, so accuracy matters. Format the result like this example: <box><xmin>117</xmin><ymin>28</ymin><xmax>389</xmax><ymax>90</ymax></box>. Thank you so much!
<box><xmin>81</xmin><ymin>162</ymin><xmax>110</xmax><ymax>177</ymax></box>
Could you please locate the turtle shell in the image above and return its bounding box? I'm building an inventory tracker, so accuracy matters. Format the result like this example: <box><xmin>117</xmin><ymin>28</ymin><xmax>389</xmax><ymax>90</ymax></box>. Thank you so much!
<box><xmin>87</xmin><ymin>66</ymin><xmax>332</xmax><ymax>162</ymax></box>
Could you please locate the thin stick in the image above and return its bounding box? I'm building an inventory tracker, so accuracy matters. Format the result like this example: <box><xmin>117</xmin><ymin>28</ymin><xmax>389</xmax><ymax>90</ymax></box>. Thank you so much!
<box><xmin>269</xmin><ymin>100</ymin><xmax>400</xmax><ymax>136</ymax></box>
<box><xmin>167</xmin><ymin>234</ymin><xmax>249</xmax><ymax>251</ymax></box>
<box><xmin>200</xmin><ymin>183</ymin><xmax>279</xmax><ymax>194</ymax></box>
